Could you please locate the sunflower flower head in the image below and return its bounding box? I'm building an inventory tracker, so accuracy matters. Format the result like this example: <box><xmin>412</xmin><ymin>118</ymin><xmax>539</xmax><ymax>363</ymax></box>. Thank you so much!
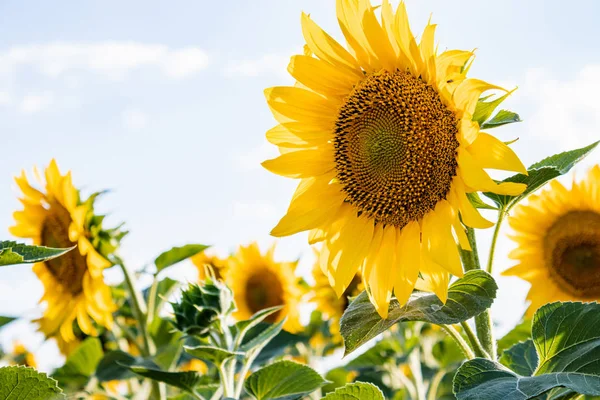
<box><xmin>191</xmin><ymin>250</ymin><xmax>229</xmax><ymax>281</ymax></box>
<box><xmin>263</xmin><ymin>0</ymin><xmax>527</xmax><ymax>318</ymax></box>
<box><xmin>224</xmin><ymin>242</ymin><xmax>304</xmax><ymax>333</ymax></box>
<box><xmin>311</xmin><ymin>247</ymin><xmax>363</xmax><ymax>343</ymax></box>
<box><xmin>10</xmin><ymin>160</ymin><xmax>123</xmax><ymax>354</ymax></box>
<box><xmin>504</xmin><ymin>165</ymin><xmax>600</xmax><ymax>316</ymax></box>
<box><xmin>9</xmin><ymin>341</ymin><xmax>37</xmax><ymax>368</ymax></box>
<box><xmin>171</xmin><ymin>277</ymin><xmax>235</xmax><ymax>338</ymax></box>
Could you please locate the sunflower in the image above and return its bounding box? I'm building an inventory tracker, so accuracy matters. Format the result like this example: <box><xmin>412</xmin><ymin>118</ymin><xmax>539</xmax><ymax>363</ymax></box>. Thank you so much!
<box><xmin>224</xmin><ymin>242</ymin><xmax>304</xmax><ymax>333</ymax></box>
<box><xmin>262</xmin><ymin>0</ymin><xmax>527</xmax><ymax>318</ymax></box>
<box><xmin>191</xmin><ymin>251</ymin><xmax>228</xmax><ymax>281</ymax></box>
<box><xmin>504</xmin><ymin>165</ymin><xmax>600</xmax><ymax>316</ymax></box>
<box><xmin>10</xmin><ymin>160</ymin><xmax>118</xmax><ymax>354</ymax></box>
<box><xmin>311</xmin><ymin>247</ymin><xmax>362</xmax><ymax>341</ymax></box>
<box><xmin>10</xmin><ymin>342</ymin><xmax>37</xmax><ymax>368</ymax></box>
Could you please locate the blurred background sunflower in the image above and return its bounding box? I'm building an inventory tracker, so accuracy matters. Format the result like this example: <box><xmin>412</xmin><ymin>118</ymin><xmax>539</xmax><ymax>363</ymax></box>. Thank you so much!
<box><xmin>224</xmin><ymin>242</ymin><xmax>305</xmax><ymax>333</ymax></box>
<box><xmin>10</xmin><ymin>160</ymin><xmax>124</xmax><ymax>355</ymax></box>
<box><xmin>504</xmin><ymin>165</ymin><xmax>600</xmax><ymax>315</ymax></box>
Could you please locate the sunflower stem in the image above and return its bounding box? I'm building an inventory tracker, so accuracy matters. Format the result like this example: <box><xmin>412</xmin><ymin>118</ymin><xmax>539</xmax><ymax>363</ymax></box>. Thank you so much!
<box><xmin>440</xmin><ymin>324</ymin><xmax>475</xmax><ymax>360</ymax></box>
<box><xmin>460</xmin><ymin>321</ymin><xmax>489</xmax><ymax>359</ymax></box>
<box><xmin>486</xmin><ymin>207</ymin><xmax>506</xmax><ymax>274</ymax></box>
<box><xmin>459</xmin><ymin>228</ymin><xmax>497</xmax><ymax>360</ymax></box>
<box><xmin>426</xmin><ymin>369</ymin><xmax>446</xmax><ymax>400</ymax></box>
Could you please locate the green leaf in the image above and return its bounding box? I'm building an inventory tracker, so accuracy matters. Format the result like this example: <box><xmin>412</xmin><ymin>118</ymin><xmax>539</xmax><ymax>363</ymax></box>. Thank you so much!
<box><xmin>322</xmin><ymin>382</ymin><xmax>385</xmax><ymax>400</ymax></box>
<box><xmin>483</xmin><ymin>141</ymin><xmax>599</xmax><ymax>209</ymax></box>
<box><xmin>95</xmin><ymin>350</ymin><xmax>159</xmax><ymax>382</ymax></box>
<box><xmin>241</xmin><ymin>323</ymin><xmax>305</xmax><ymax>367</ymax></box>
<box><xmin>154</xmin><ymin>244</ymin><xmax>209</xmax><ymax>273</ymax></box>
<box><xmin>244</xmin><ymin>360</ymin><xmax>327</xmax><ymax>400</ymax></box>
<box><xmin>473</xmin><ymin>91</ymin><xmax>512</xmax><ymax>126</ymax></box>
<box><xmin>0</xmin><ymin>241</ymin><xmax>74</xmax><ymax>267</ymax></box>
<box><xmin>480</xmin><ymin>110</ymin><xmax>522</xmax><ymax>129</ymax></box>
<box><xmin>467</xmin><ymin>192</ymin><xmax>498</xmax><ymax>210</ymax></box>
<box><xmin>499</xmin><ymin>340</ymin><xmax>538</xmax><ymax>376</ymax></box>
<box><xmin>498</xmin><ymin>319</ymin><xmax>531</xmax><ymax>354</ymax></box>
<box><xmin>341</xmin><ymin>270</ymin><xmax>497</xmax><ymax>354</ymax></box>
<box><xmin>0</xmin><ymin>316</ymin><xmax>16</xmax><ymax>330</ymax></box>
<box><xmin>240</xmin><ymin>319</ymin><xmax>284</xmax><ymax>355</ymax></box>
<box><xmin>52</xmin><ymin>337</ymin><xmax>103</xmax><ymax>388</ymax></box>
<box><xmin>453</xmin><ymin>302</ymin><xmax>600</xmax><ymax>399</ymax></box>
<box><xmin>128</xmin><ymin>365</ymin><xmax>203</xmax><ymax>394</ymax></box>
<box><xmin>183</xmin><ymin>345</ymin><xmax>243</xmax><ymax>367</ymax></box>
<box><xmin>235</xmin><ymin>306</ymin><xmax>283</xmax><ymax>347</ymax></box>
<box><xmin>0</xmin><ymin>366</ymin><xmax>64</xmax><ymax>399</ymax></box>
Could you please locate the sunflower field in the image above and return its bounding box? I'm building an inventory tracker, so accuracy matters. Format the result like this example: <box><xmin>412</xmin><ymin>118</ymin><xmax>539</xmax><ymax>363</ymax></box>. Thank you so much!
<box><xmin>1</xmin><ymin>1</ymin><xmax>600</xmax><ymax>399</ymax></box>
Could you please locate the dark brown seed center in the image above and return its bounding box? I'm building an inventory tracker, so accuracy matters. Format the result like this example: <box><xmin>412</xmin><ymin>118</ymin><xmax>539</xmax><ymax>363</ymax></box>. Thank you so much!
<box><xmin>41</xmin><ymin>202</ymin><xmax>87</xmax><ymax>295</ymax></box>
<box><xmin>333</xmin><ymin>70</ymin><xmax>459</xmax><ymax>228</ymax></box>
<box><xmin>544</xmin><ymin>210</ymin><xmax>600</xmax><ymax>298</ymax></box>
<box><xmin>244</xmin><ymin>268</ymin><xmax>285</xmax><ymax>321</ymax></box>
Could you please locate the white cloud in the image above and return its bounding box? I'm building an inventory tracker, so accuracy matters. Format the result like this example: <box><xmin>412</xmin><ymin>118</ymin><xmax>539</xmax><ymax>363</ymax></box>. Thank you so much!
<box><xmin>0</xmin><ymin>91</ymin><xmax>11</xmax><ymax>105</ymax></box>
<box><xmin>522</xmin><ymin>65</ymin><xmax>600</xmax><ymax>149</ymax></box>
<box><xmin>122</xmin><ymin>108</ymin><xmax>149</xmax><ymax>130</ymax></box>
<box><xmin>19</xmin><ymin>92</ymin><xmax>54</xmax><ymax>114</ymax></box>
<box><xmin>0</xmin><ymin>42</ymin><xmax>209</xmax><ymax>80</ymax></box>
<box><xmin>225</xmin><ymin>54</ymin><xmax>289</xmax><ymax>78</ymax></box>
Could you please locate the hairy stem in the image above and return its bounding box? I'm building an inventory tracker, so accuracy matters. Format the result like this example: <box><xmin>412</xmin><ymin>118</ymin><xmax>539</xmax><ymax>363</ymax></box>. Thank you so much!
<box><xmin>440</xmin><ymin>325</ymin><xmax>475</xmax><ymax>360</ymax></box>
<box><xmin>487</xmin><ymin>207</ymin><xmax>506</xmax><ymax>274</ymax></box>
<box><xmin>459</xmin><ymin>228</ymin><xmax>497</xmax><ymax>359</ymax></box>
<box><xmin>460</xmin><ymin>321</ymin><xmax>489</xmax><ymax>359</ymax></box>
<box><xmin>426</xmin><ymin>369</ymin><xmax>447</xmax><ymax>400</ymax></box>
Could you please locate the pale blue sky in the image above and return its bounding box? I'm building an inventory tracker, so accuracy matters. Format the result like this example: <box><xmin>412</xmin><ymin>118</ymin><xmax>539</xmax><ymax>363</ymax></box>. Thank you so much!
<box><xmin>1</xmin><ymin>0</ymin><xmax>599</xmax><ymax>371</ymax></box>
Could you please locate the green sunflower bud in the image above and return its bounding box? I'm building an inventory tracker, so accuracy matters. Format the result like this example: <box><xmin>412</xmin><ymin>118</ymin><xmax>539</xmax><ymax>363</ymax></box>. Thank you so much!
<box><xmin>171</xmin><ymin>276</ymin><xmax>235</xmax><ymax>337</ymax></box>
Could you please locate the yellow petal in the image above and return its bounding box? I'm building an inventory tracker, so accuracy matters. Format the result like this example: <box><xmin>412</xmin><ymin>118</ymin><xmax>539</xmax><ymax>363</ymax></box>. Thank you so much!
<box><xmin>288</xmin><ymin>55</ymin><xmax>359</xmax><ymax>97</ymax></box>
<box><xmin>362</xmin><ymin>5</ymin><xmax>397</xmax><ymax>71</ymax></box>
<box><xmin>419</xmin><ymin>23</ymin><xmax>437</xmax><ymax>82</ymax></box>
<box><xmin>262</xmin><ymin>145</ymin><xmax>335</xmax><ymax>178</ymax></box>
<box><xmin>422</xmin><ymin>201</ymin><xmax>464</xmax><ymax>277</ymax></box>
<box><xmin>266</xmin><ymin>123</ymin><xmax>331</xmax><ymax>148</ymax></box>
<box><xmin>394</xmin><ymin>221</ymin><xmax>421</xmax><ymax>305</ymax></box>
<box><xmin>336</xmin><ymin>0</ymin><xmax>379</xmax><ymax>70</ymax></box>
<box><xmin>77</xmin><ymin>302</ymin><xmax>97</xmax><ymax>336</ymax></box>
<box><xmin>458</xmin><ymin>149</ymin><xmax>526</xmax><ymax>195</ymax></box>
<box><xmin>271</xmin><ymin>178</ymin><xmax>346</xmax><ymax>236</ymax></box>
<box><xmin>468</xmin><ymin>132</ymin><xmax>527</xmax><ymax>174</ymax></box>
<box><xmin>300</xmin><ymin>12</ymin><xmax>362</xmax><ymax>75</ymax></box>
<box><xmin>15</xmin><ymin>171</ymin><xmax>45</xmax><ymax>203</ymax></box>
<box><xmin>393</xmin><ymin>1</ymin><xmax>421</xmax><ymax>75</ymax></box>
<box><xmin>366</xmin><ymin>225</ymin><xmax>396</xmax><ymax>319</ymax></box>
<box><xmin>448</xmin><ymin>178</ymin><xmax>494</xmax><ymax>229</ymax></box>
<box><xmin>331</xmin><ymin>213</ymin><xmax>375</xmax><ymax>296</ymax></box>
<box><xmin>265</xmin><ymin>86</ymin><xmax>338</xmax><ymax>125</ymax></box>
<box><xmin>454</xmin><ymin>79</ymin><xmax>507</xmax><ymax>116</ymax></box>
<box><xmin>417</xmin><ymin>254</ymin><xmax>450</xmax><ymax>303</ymax></box>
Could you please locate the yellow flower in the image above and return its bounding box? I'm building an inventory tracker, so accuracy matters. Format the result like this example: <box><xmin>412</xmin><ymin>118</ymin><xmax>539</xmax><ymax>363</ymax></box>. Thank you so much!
<box><xmin>10</xmin><ymin>160</ymin><xmax>117</xmax><ymax>354</ymax></box>
<box><xmin>191</xmin><ymin>251</ymin><xmax>228</xmax><ymax>281</ymax></box>
<box><xmin>181</xmin><ymin>359</ymin><xmax>208</xmax><ymax>374</ymax></box>
<box><xmin>224</xmin><ymin>242</ymin><xmax>304</xmax><ymax>333</ymax></box>
<box><xmin>504</xmin><ymin>165</ymin><xmax>600</xmax><ymax>316</ymax></box>
<box><xmin>262</xmin><ymin>0</ymin><xmax>527</xmax><ymax>318</ymax></box>
<box><xmin>311</xmin><ymin>248</ymin><xmax>362</xmax><ymax>341</ymax></box>
<box><xmin>10</xmin><ymin>341</ymin><xmax>37</xmax><ymax>368</ymax></box>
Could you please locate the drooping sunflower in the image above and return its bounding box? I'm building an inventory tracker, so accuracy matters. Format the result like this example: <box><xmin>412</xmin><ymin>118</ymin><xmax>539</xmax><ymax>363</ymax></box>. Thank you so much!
<box><xmin>311</xmin><ymin>247</ymin><xmax>362</xmax><ymax>341</ymax></box>
<box><xmin>224</xmin><ymin>242</ymin><xmax>304</xmax><ymax>333</ymax></box>
<box><xmin>262</xmin><ymin>0</ymin><xmax>527</xmax><ymax>318</ymax></box>
<box><xmin>504</xmin><ymin>165</ymin><xmax>600</xmax><ymax>316</ymax></box>
<box><xmin>191</xmin><ymin>251</ymin><xmax>228</xmax><ymax>281</ymax></box>
<box><xmin>10</xmin><ymin>160</ymin><xmax>119</xmax><ymax>354</ymax></box>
